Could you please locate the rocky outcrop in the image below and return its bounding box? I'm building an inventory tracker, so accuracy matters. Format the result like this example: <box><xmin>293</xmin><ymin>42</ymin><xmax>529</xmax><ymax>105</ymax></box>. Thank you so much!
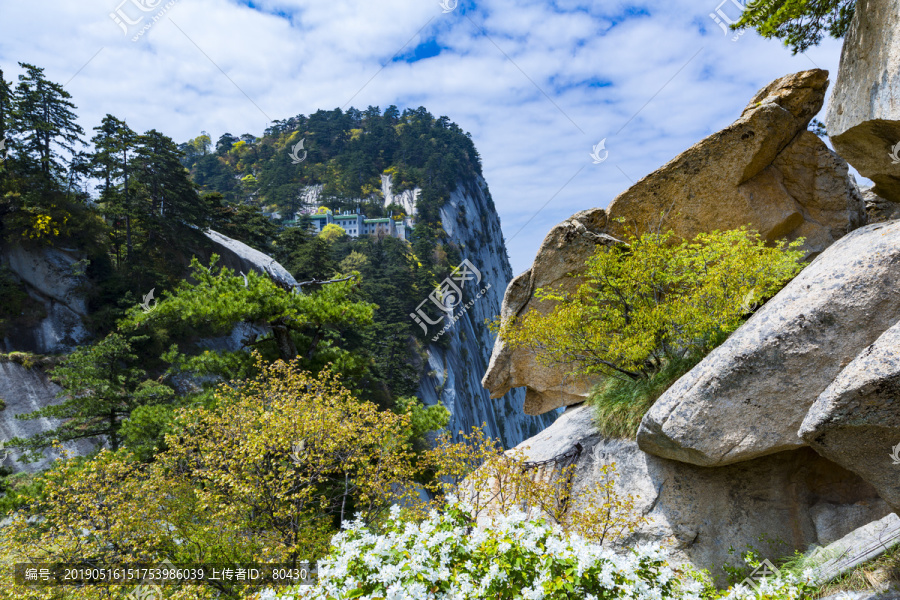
<box><xmin>637</xmin><ymin>221</ymin><xmax>900</xmax><ymax>467</ymax></box>
<box><xmin>0</xmin><ymin>360</ymin><xmax>96</xmax><ymax>473</ymax></box>
<box><xmin>514</xmin><ymin>404</ymin><xmax>890</xmax><ymax>584</ymax></box>
<box><xmin>825</xmin><ymin>0</ymin><xmax>900</xmax><ymax>205</ymax></box>
<box><xmin>483</xmin><ymin>69</ymin><xmax>866</xmax><ymax>415</ymax></box>
<box><xmin>863</xmin><ymin>187</ymin><xmax>900</xmax><ymax>223</ymax></box>
<box><xmin>204</xmin><ymin>229</ymin><xmax>298</xmax><ymax>289</ymax></box>
<box><xmin>482</xmin><ymin>209</ymin><xmax>615</xmax><ymax>415</ymax></box>
<box><xmin>800</xmin><ymin>317</ymin><xmax>900</xmax><ymax>513</ymax></box>
<box><xmin>0</xmin><ymin>244</ymin><xmax>92</xmax><ymax>354</ymax></box>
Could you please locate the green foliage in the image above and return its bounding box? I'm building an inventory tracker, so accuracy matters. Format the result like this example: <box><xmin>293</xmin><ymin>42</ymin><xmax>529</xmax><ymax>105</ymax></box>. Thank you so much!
<box><xmin>500</xmin><ymin>227</ymin><xmax>805</xmax><ymax>381</ymax></box>
<box><xmin>732</xmin><ymin>0</ymin><xmax>856</xmax><ymax>54</ymax></box>
<box><xmin>119</xmin><ymin>403</ymin><xmax>176</xmax><ymax>462</ymax></box>
<box><xmin>395</xmin><ymin>395</ymin><xmax>450</xmax><ymax>443</ymax></box>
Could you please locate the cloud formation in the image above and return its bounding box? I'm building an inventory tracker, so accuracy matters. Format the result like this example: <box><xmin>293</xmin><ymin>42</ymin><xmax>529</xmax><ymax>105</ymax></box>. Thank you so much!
<box><xmin>1</xmin><ymin>0</ymin><xmax>845</xmax><ymax>273</ymax></box>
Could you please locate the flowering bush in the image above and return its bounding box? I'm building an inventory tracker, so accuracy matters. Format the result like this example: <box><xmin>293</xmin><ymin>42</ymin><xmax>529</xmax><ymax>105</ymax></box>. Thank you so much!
<box><xmin>279</xmin><ymin>502</ymin><xmax>706</xmax><ymax>600</ymax></box>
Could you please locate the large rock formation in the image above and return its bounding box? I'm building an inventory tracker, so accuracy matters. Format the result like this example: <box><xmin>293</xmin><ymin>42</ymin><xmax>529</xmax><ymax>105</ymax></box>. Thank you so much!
<box><xmin>637</xmin><ymin>220</ymin><xmax>900</xmax><ymax>466</ymax></box>
<box><xmin>800</xmin><ymin>316</ymin><xmax>900</xmax><ymax>514</ymax></box>
<box><xmin>863</xmin><ymin>186</ymin><xmax>900</xmax><ymax>223</ymax></box>
<box><xmin>825</xmin><ymin>0</ymin><xmax>900</xmax><ymax>207</ymax></box>
<box><xmin>0</xmin><ymin>244</ymin><xmax>92</xmax><ymax>354</ymax></box>
<box><xmin>204</xmin><ymin>229</ymin><xmax>299</xmax><ymax>289</ymax></box>
<box><xmin>514</xmin><ymin>404</ymin><xmax>889</xmax><ymax>584</ymax></box>
<box><xmin>483</xmin><ymin>69</ymin><xmax>866</xmax><ymax>415</ymax></box>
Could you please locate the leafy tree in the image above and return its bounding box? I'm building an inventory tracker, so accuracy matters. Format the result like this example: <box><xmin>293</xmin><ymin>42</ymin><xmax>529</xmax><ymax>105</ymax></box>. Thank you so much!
<box><xmin>7</xmin><ymin>333</ymin><xmax>174</xmax><ymax>460</ymax></box>
<box><xmin>497</xmin><ymin>227</ymin><xmax>805</xmax><ymax>381</ymax></box>
<box><xmin>0</xmin><ymin>360</ymin><xmax>426</xmax><ymax>599</ymax></box>
<box><xmin>733</xmin><ymin>0</ymin><xmax>856</xmax><ymax>54</ymax></box>
<box><xmin>319</xmin><ymin>222</ymin><xmax>347</xmax><ymax>242</ymax></box>
<box><xmin>121</xmin><ymin>256</ymin><xmax>376</xmax><ymax>375</ymax></box>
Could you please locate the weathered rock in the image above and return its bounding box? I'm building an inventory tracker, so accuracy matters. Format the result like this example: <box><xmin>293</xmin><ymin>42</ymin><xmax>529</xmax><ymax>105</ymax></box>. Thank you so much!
<box><xmin>637</xmin><ymin>220</ymin><xmax>900</xmax><ymax>467</ymax></box>
<box><xmin>204</xmin><ymin>229</ymin><xmax>298</xmax><ymax>289</ymax></box>
<box><xmin>481</xmin><ymin>208</ymin><xmax>613</xmax><ymax>415</ymax></box>
<box><xmin>483</xmin><ymin>70</ymin><xmax>866</xmax><ymax>415</ymax></box>
<box><xmin>603</xmin><ymin>70</ymin><xmax>863</xmax><ymax>255</ymax></box>
<box><xmin>0</xmin><ymin>360</ymin><xmax>97</xmax><ymax>473</ymax></box>
<box><xmin>863</xmin><ymin>187</ymin><xmax>900</xmax><ymax>223</ymax></box>
<box><xmin>799</xmin><ymin>317</ymin><xmax>900</xmax><ymax>514</ymax></box>
<box><xmin>809</xmin><ymin>512</ymin><xmax>900</xmax><ymax>586</ymax></box>
<box><xmin>1</xmin><ymin>244</ymin><xmax>92</xmax><ymax>354</ymax></box>
<box><xmin>515</xmin><ymin>404</ymin><xmax>889</xmax><ymax>585</ymax></box>
<box><xmin>825</xmin><ymin>0</ymin><xmax>900</xmax><ymax>203</ymax></box>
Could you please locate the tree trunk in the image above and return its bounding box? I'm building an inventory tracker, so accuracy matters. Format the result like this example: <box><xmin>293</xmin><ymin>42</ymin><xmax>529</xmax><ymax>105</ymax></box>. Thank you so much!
<box><xmin>271</xmin><ymin>320</ymin><xmax>298</xmax><ymax>361</ymax></box>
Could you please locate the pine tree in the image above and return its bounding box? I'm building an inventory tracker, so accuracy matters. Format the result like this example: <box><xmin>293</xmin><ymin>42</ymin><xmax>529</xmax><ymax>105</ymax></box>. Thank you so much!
<box><xmin>89</xmin><ymin>114</ymin><xmax>137</xmax><ymax>264</ymax></box>
<box><xmin>733</xmin><ymin>0</ymin><xmax>856</xmax><ymax>54</ymax></box>
<box><xmin>134</xmin><ymin>129</ymin><xmax>207</xmax><ymax>228</ymax></box>
<box><xmin>12</xmin><ymin>63</ymin><xmax>84</xmax><ymax>183</ymax></box>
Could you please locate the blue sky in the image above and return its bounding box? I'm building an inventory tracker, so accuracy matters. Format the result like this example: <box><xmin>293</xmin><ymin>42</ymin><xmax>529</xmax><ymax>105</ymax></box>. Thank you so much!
<box><xmin>0</xmin><ymin>0</ymin><xmax>846</xmax><ymax>274</ymax></box>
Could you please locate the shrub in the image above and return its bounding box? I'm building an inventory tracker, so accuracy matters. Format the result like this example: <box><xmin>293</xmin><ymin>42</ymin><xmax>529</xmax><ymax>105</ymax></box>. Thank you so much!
<box><xmin>285</xmin><ymin>503</ymin><xmax>701</xmax><ymax>600</ymax></box>
<box><xmin>497</xmin><ymin>227</ymin><xmax>805</xmax><ymax>381</ymax></box>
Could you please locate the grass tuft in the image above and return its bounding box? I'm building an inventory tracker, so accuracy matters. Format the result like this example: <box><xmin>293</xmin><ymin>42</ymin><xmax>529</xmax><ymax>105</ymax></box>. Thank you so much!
<box><xmin>589</xmin><ymin>354</ymin><xmax>703</xmax><ymax>439</ymax></box>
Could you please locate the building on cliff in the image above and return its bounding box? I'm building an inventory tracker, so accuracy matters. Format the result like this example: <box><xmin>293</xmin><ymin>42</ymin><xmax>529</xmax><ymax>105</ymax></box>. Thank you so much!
<box><xmin>305</xmin><ymin>208</ymin><xmax>414</xmax><ymax>241</ymax></box>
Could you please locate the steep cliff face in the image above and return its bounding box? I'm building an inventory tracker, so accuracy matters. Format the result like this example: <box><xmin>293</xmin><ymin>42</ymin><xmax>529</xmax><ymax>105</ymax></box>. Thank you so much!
<box><xmin>415</xmin><ymin>177</ymin><xmax>557</xmax><ymax>447</ymax></box>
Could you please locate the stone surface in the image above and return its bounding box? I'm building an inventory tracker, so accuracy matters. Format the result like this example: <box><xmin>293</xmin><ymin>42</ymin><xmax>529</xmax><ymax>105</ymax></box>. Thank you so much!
<box><xmin>0</xmin><ymin>360</ymin><xmax>97</xmax><ymax>473</ymax></box>
<box><xmin>637</xmin><ymin>220</ymin><xmax>900</xmax><ymax>467</ymax></box>
<box><xmin>0</xmin><ymin>244</ymin><xmax>92</xmax><ymax>354</ymax></box>
<box><xmin>603</xmin><ymin>69</ymin><xmax>863</xmax><ymax>256</ymax></box>
<box><xmin>826</xmin><ymin>0</ymin><xmax>900</xmax><ymax>203</ymax></box>
<box><xmin>800</xmin><ymin>317</ymin><xmax>900</xmax><ymax>514</ymax></box>
<box><xmin>483</xmin><ymin>70</ymin><xmax>866</xmax><ymax>415</ymax></box>
<box><xmin>418</xmin><ymin>177</ymin><xmax>557</xmax><ymax>447</ymax></box>
<box><xmin>204</xmin><ymin>229</ymin><xmax>299</xmax><ymax>289</ymax></box>
<box><xmin>514</xmin><ymin>404</ymin><xmax>889</xmax><ymax>585</ymax></box>
<box><xmin>809</xmin><ymin>513</ymin><xmax>900</xmax><ymax>585</ymax></box>
<box><xmin>481</xmin><ymin>208</ymin><xmax>613</xmax><ymax>415</ymax></box>
<box><xmin>863</xmin><ymin>187</ymin><xmax>900</xmax><ymax>223</ymax></box>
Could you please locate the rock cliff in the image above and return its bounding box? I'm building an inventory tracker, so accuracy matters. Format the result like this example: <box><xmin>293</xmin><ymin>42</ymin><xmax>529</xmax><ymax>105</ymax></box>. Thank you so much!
<box><xmin>483</xmin><ymin>68</ymin><xmax>898</xmax><ymax>577</ymax></box>
<box><xmin>417</xmin><ymin>177</ymin><xmax>557</xmax><ymax>447</ymax></box>
<box><xmin>826</xmin><ymin>0</ymin><xmax>900</xmax><ymax>207</ymax></box>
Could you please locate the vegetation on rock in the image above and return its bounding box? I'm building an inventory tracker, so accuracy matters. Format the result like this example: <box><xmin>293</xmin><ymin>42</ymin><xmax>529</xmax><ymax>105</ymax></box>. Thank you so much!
<box><xmin>733</xmin><ymin>0</ymin><xmax>856</xmax><ymax>54</ymax></box>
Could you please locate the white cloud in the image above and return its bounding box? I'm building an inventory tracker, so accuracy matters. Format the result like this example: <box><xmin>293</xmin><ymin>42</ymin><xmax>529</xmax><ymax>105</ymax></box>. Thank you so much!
<box><xmin>0</xmin><ymin>0</ymin><xmax>846</xmax><ymax>274</ymax></box>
